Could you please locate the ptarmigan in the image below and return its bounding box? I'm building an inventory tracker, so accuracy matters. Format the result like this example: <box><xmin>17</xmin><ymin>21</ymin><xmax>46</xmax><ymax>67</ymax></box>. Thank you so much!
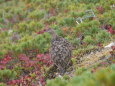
<box><xmin>45</xmin><ymin>28</ymin><xmax>74</xmax><ymax>74</ymax></box>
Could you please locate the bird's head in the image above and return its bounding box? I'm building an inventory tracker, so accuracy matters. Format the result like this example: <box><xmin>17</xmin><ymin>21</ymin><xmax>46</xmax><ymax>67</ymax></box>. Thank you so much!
<box><xmin>45</xmin><ymin>28</ymin><xmax>57</xmax><ymax>38</ymax></box>
<box><xmin>37</xmin><ymin>28</ymin><xmax>58</xmax><ymax>38</ymax></box>
<box><xmin>45</xmin><ymin>28</ymin><xmax>55</xmax><ymax>34</ymax></box>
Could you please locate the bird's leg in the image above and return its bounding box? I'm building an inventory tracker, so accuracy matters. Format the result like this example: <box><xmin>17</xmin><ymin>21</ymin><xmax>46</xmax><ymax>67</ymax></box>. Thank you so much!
<box><xmin>59</xmin><ymin>67</ymin><xmax>66</xmax><ymax>75</ymax></box>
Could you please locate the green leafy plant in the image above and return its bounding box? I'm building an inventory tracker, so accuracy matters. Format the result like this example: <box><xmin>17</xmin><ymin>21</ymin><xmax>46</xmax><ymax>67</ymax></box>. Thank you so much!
<box><xmin>77</xmin><ymin>0</ymin><xmax>100</xmax><ymax>4</ymax></box>
<box><xmin>28</xmin><ymin>10</ymin><xmax>46</xmax><ymax>20</ymax></box>
<box><xmin>63</xmin><ymin>17</ymin><xmax>75</xmax><ymax>26</ymax></box>
<box><xmin>46</xmin><ymin>65</ymin><xmax>115</xmax><ymax>86</ymax></box>
<box><xmin>83</xmin><ymin>36</ymin><xmax>94</xmax><ymax>44</ymax></box>
<box><xmin>0</xmin><ymin>83</ymin><xmax>6</xmax><ymax>86</ymax></box>
<box><xmin>0</xmin><ymin>69</ymin><xmax>17</xmax><ymax>82</ymax></box>
<box><xmin>96</xmin><ymin>30</ymin><xmax>111</xmax><ymax>43</ymax></box>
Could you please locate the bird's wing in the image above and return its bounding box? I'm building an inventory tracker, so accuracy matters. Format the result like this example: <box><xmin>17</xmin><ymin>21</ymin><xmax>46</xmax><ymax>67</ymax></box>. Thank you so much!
<box><xmin>60</xmin><ymin>37</ymin><xmax>76</xmax><ymax>50</ymax></box>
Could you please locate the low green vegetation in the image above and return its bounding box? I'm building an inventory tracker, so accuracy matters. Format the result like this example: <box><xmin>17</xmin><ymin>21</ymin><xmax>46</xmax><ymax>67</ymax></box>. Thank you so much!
<box><xmin>0</xmin><ymin>0</ymin><xmax>114</xmax><ymax>85</ymax></box>
<box><xmin>47</xmin><ymin>64</ymin><xmax>115</xmax><ymax>86</ymax></box>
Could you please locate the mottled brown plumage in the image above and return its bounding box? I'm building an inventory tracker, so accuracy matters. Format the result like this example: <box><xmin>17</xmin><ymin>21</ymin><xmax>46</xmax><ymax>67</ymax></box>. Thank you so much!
<box><xmin>46</xmin><ymin>29</ymin><xmax>74</xmax><ymax>74</ymax></box>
